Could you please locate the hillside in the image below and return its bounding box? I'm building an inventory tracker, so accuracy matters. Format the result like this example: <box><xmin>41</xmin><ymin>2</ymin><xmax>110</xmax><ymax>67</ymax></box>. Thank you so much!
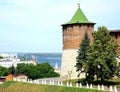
<box><xmin>0</xmin><ymin>82</ymin><xmax>107</xmax><ymax>92</ymax></box>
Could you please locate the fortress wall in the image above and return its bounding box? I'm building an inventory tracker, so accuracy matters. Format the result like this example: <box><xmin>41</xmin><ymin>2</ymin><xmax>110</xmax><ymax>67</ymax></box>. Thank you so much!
<box><xmin>63</xmin><ymin>24</ymin><xmax>94</xmax><ymax>50</ymax></box>
<box><xmin>110</xmin><ymin>32</ymin><xmax>120</xmax><ymax>52</ymax></box>
<box><xmin>60</xmin><ymin>49</ymin><xmax>85</xmax><ymax>80</ymax></box>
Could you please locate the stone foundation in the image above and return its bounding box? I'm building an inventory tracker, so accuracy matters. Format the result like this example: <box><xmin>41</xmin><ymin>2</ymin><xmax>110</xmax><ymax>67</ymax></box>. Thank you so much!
<box><xmin>60</xmin><ymin>49</ymin><xmax>85</xmax><ymax>80</ymax></box>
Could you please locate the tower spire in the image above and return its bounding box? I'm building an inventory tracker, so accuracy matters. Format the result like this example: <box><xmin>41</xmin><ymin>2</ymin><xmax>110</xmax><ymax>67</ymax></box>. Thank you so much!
<box><xmin>77</xmin><ymin>3</ymin><xmax>80</xmax><ymax>8</ymax></box>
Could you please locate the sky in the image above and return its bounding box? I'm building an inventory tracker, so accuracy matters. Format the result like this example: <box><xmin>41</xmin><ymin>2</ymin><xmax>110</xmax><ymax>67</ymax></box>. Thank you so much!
<box><xmin>0</xmin><ymin>0</ymin><xmax>120</xmax><ymax>53</ymax></box>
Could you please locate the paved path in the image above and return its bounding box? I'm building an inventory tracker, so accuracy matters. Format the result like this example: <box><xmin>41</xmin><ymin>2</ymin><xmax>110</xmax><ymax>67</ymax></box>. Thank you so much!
<box><xmin>38</xmin><ymin>77</ymin><xmax>61</xmax><ymax>81</ymax></box>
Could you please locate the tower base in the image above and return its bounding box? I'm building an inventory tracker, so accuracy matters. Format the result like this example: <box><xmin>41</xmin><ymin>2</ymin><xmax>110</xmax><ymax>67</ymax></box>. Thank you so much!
<box><xmin>60</xmin><ymin>49</ymin><xmax>85</xmax><ymax>80</ymax></box>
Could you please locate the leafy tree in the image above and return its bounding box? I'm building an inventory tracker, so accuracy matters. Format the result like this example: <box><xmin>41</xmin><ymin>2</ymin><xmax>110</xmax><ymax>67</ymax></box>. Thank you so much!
<box><xmin>26</xmin><ymin>65</ymin><xmax>38</xmax><ymax>79</ymax></box>
<box><xmin>86</xmin><ymin>26</ymin><xmax>118</xmax><ymax>82</ymax></box>
<box><xmin>36</xmin><ymin>63</ymin><xmax>59</xmax><ymax>78</ymax></box>
<box><xmin>75</xmin><ymin>32</ymin><xmax>90</xmax><ymax>77</ymax></box>
<box><xmin>0</xmin><ymin>66</ymin><xmax>9</xmax><ymax>76</ymax></box>
<box><xmin>15</xmin><ymin>63</ymin><xmax>59</xmax><ymax>80</ymax></box>
<box><xmin>15</xmin><ymin>63</ymin><xmax>28</xmax><ymax>74</ymax></box>
<box><xmin>8</xmin><ymin>65</ymin><xmax>15</xmax><ymax>74</ymax></box>
<box><xmin>15</xmin><ymin>63</ymin><xmax>37</xmax><ymax>79</ymax></box>
<box><xmin>0</xmin><ymin>56</ymin><xmax>3</xmax><ymax>59</ymax></box>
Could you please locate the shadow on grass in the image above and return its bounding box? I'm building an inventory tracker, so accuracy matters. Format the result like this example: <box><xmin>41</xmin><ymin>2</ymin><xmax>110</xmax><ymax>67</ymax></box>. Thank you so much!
<box><xmin>92</xmin><ymin>80</ymin><xmax>120</xmax><ymax>86</ymax></box>
<box><xmin>77</xmin><ymin>78</ymin><xmax>120</xmax><ymax>86</ymax></box>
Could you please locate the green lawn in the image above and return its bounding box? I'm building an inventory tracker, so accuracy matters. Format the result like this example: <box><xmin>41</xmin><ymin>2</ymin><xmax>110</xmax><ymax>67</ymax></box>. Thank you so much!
<box><xmin>0</xmin><ymin>81</ymin><xmax>108</xmax><ymax>92</ymax></box>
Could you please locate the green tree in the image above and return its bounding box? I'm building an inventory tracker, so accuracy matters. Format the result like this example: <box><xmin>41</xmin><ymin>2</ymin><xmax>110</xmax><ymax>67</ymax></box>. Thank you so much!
<box><xmin>15</xmin><ymin>63</ymin><xmax>59</xmax><ymax>80</ymax></box>
<box><xmin>0</xmin><ymin>66</ymin><xmax>9</xmax><ymax>76</ymax></box>
<box><xmin>86</xmin><ymin>26</ymin><xmax>118</xmax><ymax>82</ymax></box>
<box><xmin>36</xmin><ymin>63</ymin><xmax>59</xmax><ymax>78</ymax></box>
<box><xmin>15</xmin><ymin>63</ymin><xmax>28</xmax><ymax>74</ymax></box>
<box><xmin>75</xmin><ymin>32</ymin><xmax>90</xmax><ymax>77</ymax></box>
<box><xmin>0</xmin><ymin>56</ymin><xmax>3</xmax><ymax>59</ymax></box>
<box><xmin>8</xmin><ymin>65</ymin><xmax>15</xmax><ymax>74</ymax></box>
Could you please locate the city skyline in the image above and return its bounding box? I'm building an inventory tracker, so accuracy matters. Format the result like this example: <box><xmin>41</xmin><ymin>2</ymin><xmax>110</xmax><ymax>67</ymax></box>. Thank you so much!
<box><xmin>0</xmin><ymin>0</ymin><xmax>120</xmax><ymax>53</ymax></box>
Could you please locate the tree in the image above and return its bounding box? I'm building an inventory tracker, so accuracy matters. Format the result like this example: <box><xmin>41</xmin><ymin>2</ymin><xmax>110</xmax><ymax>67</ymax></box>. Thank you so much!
<box><xmin>75</xmin><ymin>32</ymin><xmax>90</xmax><ymax>77</ymax></box>
<box><xmin>15</xmin><ymin>63</ymin><xmax>59</xmax><ymax>80</ymax></box>
<box><xmin>15</xmin><ymin>63</ymin><xmax>28</xmax><ymax>74</ymax></box>
<box><xmin>8</xmin><ymin>65</ymin><xmax>15</xmax><ymax>74</ymax></box>
<box><xmin>15</xmin><ymin>63</ymin><xmax>37</xmax><ymax>79</ymax></box>
<box><xmin>36</xmin><ymin>63</ymin><xmax>59</xmax><ymax>78</ymax></box>
<box><xmin>0</xmin><ymin>56</ymin><xmax>3</xmax><ymax>59</ymax></box>
<box><xmin>0</xmin><ymin>66</ymin><xmax>9</xmax><ymax>76</ymax></box>
<box><xmin>86</xmin><ymin>26</ymin><xmax>118</xmax><ymax>82</ymax></box>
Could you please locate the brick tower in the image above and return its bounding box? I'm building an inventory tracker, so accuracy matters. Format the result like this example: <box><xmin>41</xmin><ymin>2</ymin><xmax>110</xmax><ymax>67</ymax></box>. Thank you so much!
<box><xmin>60</xmin><ymin>5</ymin><xmax>95</xmax><ymax>80</ymax></box>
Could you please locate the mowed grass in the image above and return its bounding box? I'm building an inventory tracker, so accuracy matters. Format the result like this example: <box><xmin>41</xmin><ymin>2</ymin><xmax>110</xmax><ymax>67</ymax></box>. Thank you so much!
<box><xmin>0</xmin><ymin>81</ymin><xmax>108</xmax><ymax>92</ymax></box>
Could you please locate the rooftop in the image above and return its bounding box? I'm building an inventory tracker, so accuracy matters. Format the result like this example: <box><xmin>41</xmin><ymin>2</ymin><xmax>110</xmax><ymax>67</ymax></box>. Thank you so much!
<box><xmin>62</xmin><ymin>5</ymin><xmax>95</xmax><ymax>26</ymax></box>
<box><xmin>109</xmin><ymin>30</ymin><xmax>120</xmax><ymax>32</ymax></box>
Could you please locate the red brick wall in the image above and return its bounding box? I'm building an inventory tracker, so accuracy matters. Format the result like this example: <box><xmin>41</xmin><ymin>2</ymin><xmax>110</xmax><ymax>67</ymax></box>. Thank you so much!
<box><xmin>62</xmin><ymin>26</ymin><xmax>120</xmax><ymax>52</ymax></box>
<box><xmin>110</xmin><ymin>32</ymin><xmax>120</xmax><ymax>53</ymax></box>
<box><xmin>62</xmin><ymin>24</ymin><xmax>94</xmax><ymax>50</ymax></box>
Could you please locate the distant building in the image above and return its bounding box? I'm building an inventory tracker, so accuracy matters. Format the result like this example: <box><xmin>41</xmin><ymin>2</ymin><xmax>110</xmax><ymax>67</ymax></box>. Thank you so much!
<box><xmin>13</xmin><ymin>74</ymin><xmax>28</xmax><ymax>82</ymax></box>
<box><xmin>54</xmin><ymin>62</ymin><xmax>60</xmax><ymax>74</ymax></box>
<box><xmin>5</xmin><ymin>74</ymin><xmax>13</xmax><ymax>81</ymax></box>
<box><xmin>0</xmin><ymin>60</ymin><xmax>37</xmax><ymax>68</ymax></box>
<box><xmin>0</xmin><ymin>77</ymin><xmax>6</xmax><ymax>84</ymax></box>
<box><xmin>0</xmin><ymin>53</ymin><xmax>37</xmax><ymax>68</ymax></box>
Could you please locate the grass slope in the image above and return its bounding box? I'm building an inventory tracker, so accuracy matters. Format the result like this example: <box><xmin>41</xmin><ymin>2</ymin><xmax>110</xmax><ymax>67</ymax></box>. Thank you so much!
<box><xmin>0</xmin><ymin>81</ymin><xmax>108</xmax><ymax>92</ymax></box>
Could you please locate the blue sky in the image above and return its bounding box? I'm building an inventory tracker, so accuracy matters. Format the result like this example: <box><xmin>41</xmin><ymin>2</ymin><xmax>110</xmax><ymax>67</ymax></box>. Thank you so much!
<box><xmin>0</xmin><ymin>0</ymin><xmax>120</xmax><ymax>53</ymax></box>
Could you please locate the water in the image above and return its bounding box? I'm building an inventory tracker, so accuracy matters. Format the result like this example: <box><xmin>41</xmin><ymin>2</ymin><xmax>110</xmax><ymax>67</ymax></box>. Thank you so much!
<box><xmin>18</xmin><ymin>53</ymin><xmax>62</xmax><ymax>68</ymax></box>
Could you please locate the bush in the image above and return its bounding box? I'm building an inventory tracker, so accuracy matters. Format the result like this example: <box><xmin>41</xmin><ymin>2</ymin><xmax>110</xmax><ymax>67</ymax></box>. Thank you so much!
<box><xmin>0</xmin><ymin>66</ymin><xmax>9</xmax><ymax>76</ymax></box>
<box><xmin>77</xmin><ymin>78</ymin><xmax>86</xmax><ymax>85</ymax></box>
<box><xmin>15</xmin><ymin>63</ymin><xmax>60</xmax><ymax>79</ymax></box>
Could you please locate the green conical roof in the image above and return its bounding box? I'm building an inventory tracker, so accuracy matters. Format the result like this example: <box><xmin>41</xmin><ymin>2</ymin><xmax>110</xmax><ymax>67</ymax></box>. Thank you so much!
<box><xmin>62</xmin><ymin>7</ymin><xmax>95</xmax><ymax>26</ymax></box>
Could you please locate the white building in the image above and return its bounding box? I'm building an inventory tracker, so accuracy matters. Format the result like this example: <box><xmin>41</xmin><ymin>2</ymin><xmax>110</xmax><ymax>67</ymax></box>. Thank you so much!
<box><xmin>54</xmin><ymin>62</ymin><xmax>60</xmax><ymax>74</ymax></box>
<box><xmin>0</xmin><ymin>53</ymin><xmax>37</xmax><ymax>68</ymax></box>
